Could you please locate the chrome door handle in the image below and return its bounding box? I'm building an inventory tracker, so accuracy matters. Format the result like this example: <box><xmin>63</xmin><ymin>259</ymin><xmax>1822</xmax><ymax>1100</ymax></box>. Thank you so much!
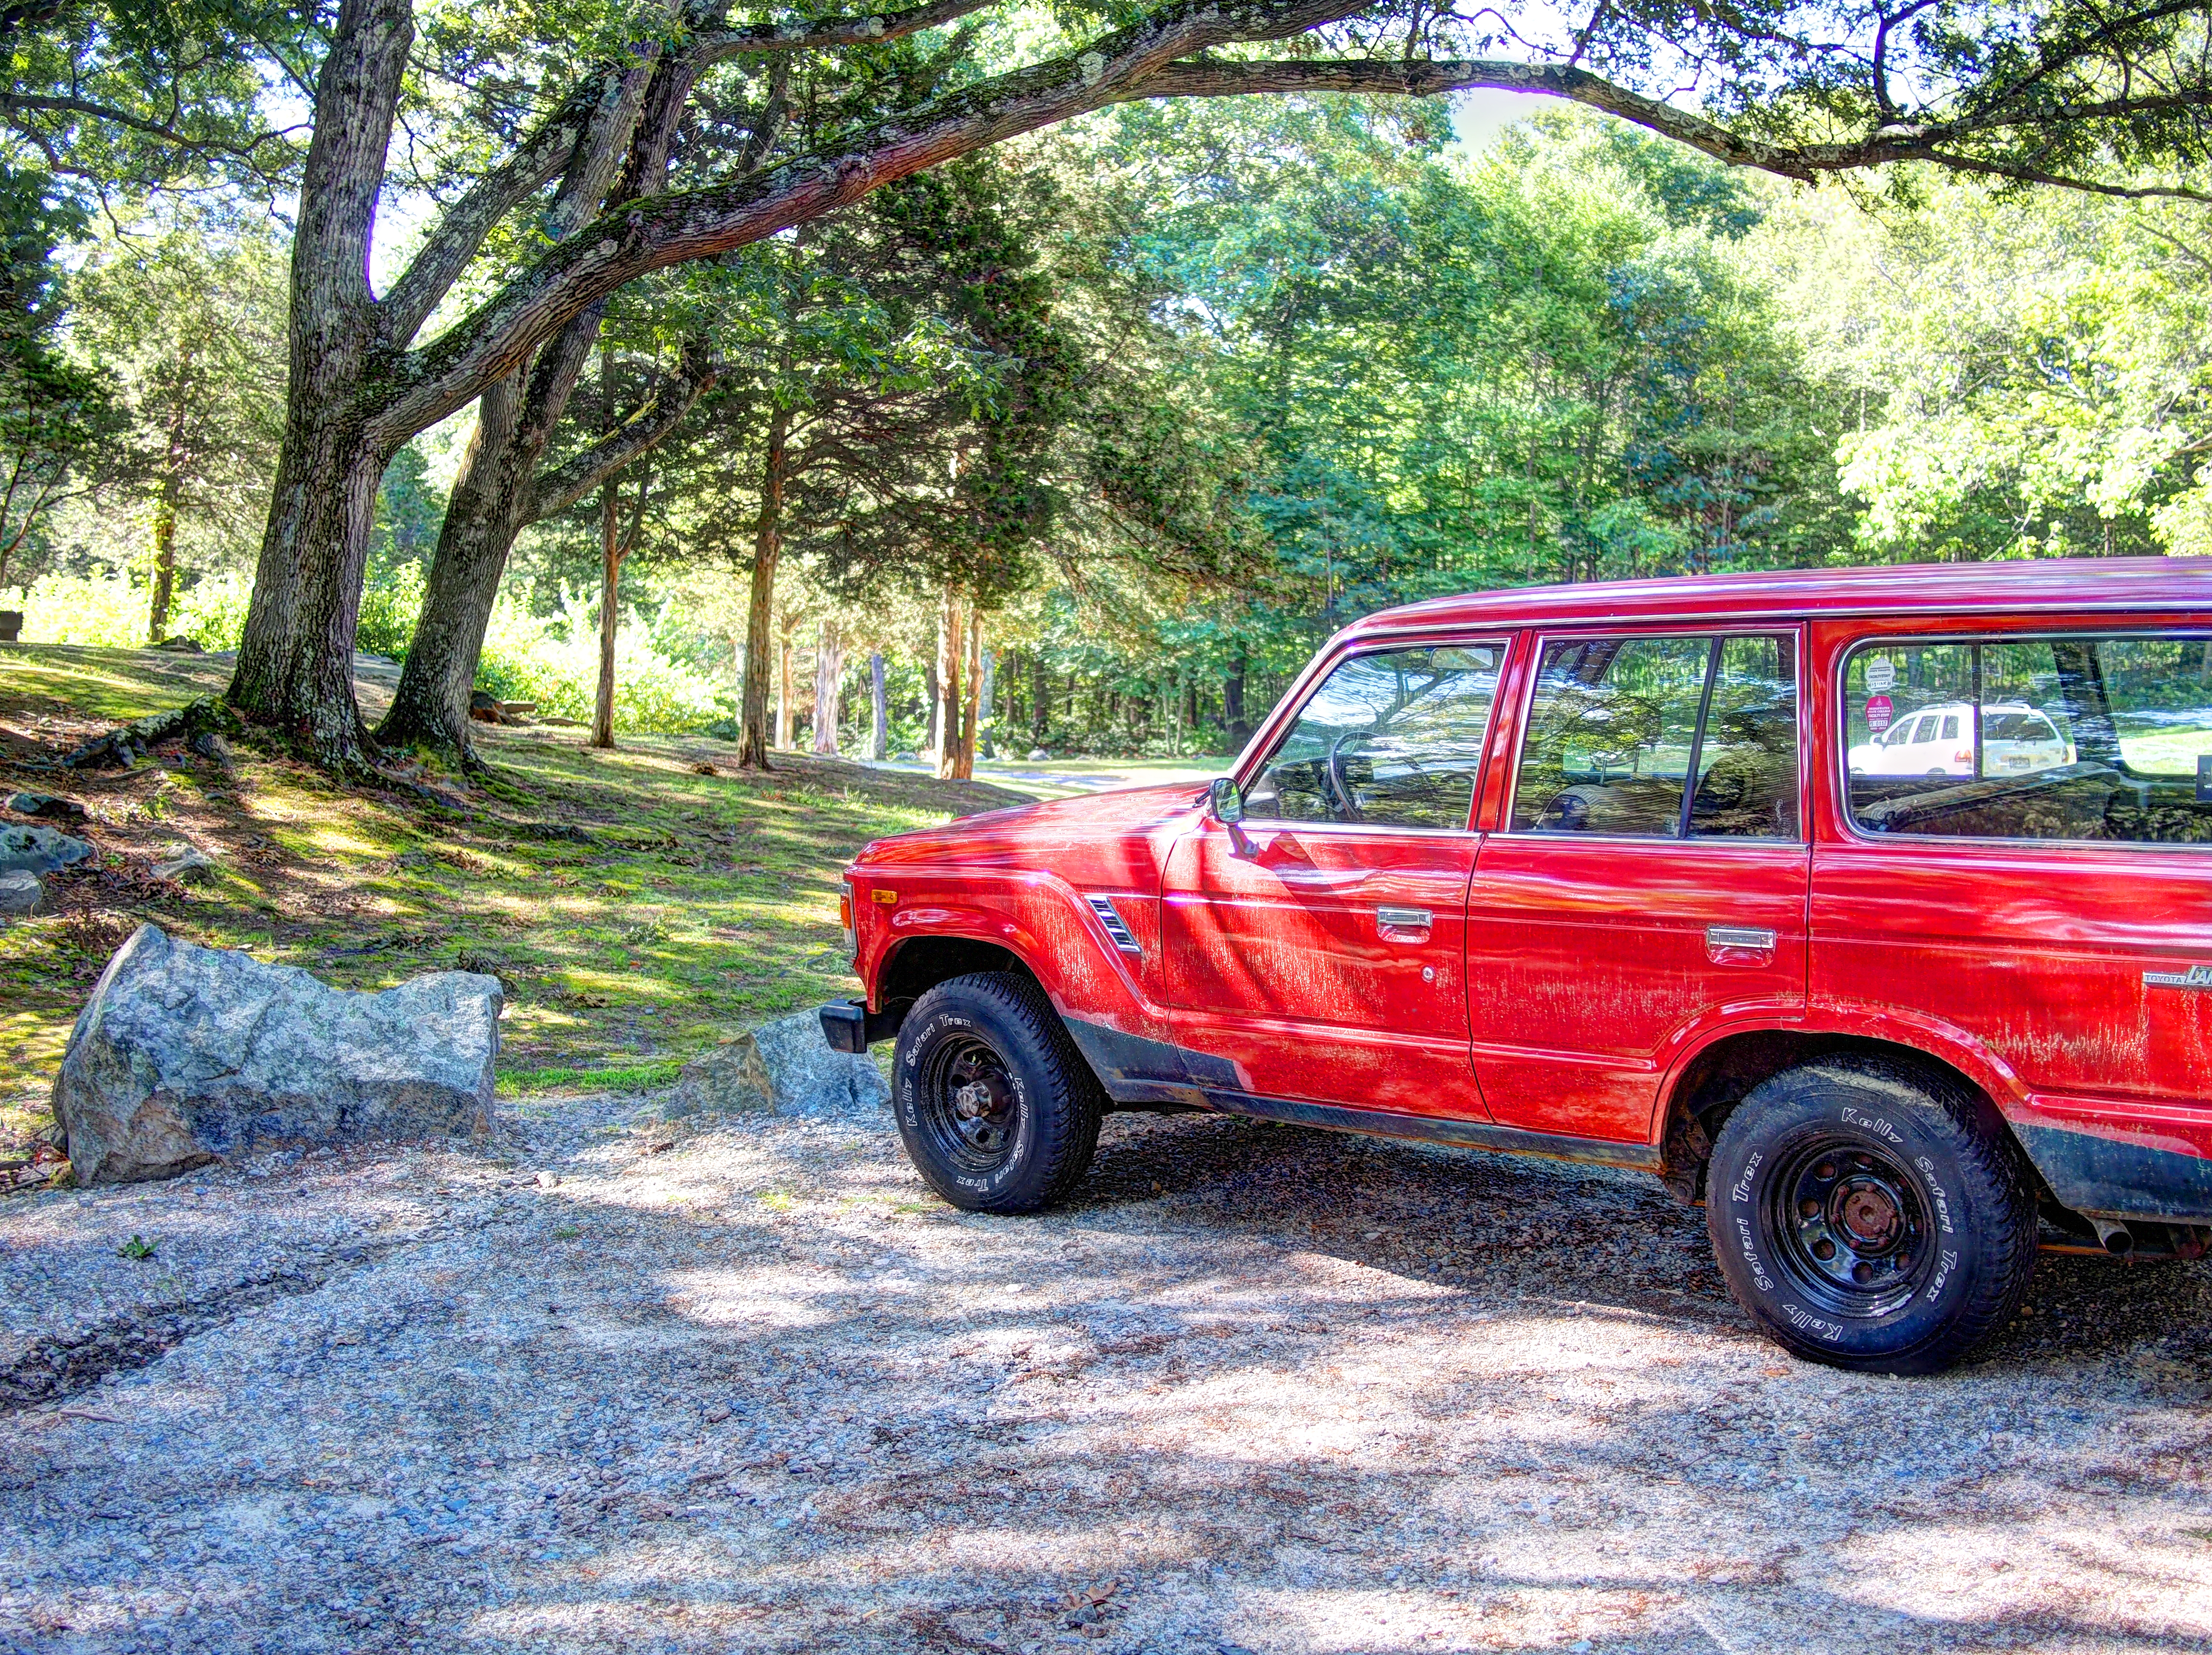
<box><xmin>1706</xmin><ymin>925</ymin><xmax>1777</xmax><ymax>951</ymax></box>
<box><xmin>1378</xmin><ymin>905</ymin><xmax>1433</xmax><ymax>932</ymax></box>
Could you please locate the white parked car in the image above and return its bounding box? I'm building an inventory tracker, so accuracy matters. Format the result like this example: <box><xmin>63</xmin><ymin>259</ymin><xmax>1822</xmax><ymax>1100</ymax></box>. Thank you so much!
<box><xmin>1848</xmin><ymin>701</ymin><xmax>2073</xmax><ymax>777</ymax></box>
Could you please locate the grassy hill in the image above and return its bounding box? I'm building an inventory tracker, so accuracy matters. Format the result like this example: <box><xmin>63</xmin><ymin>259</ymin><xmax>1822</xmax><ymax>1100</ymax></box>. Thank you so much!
<box><xmin>0</xmin><ymin>644</ymin><xmax>1034</xmax><ymax>1162</ymax></box>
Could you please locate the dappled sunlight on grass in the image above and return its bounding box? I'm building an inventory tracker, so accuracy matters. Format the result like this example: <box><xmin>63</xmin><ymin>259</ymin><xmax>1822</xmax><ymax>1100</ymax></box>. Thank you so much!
<box><xmin>0</xmin><ymin>644</ymin><xmax>1033</xmax><ymax>1149</ymax></box>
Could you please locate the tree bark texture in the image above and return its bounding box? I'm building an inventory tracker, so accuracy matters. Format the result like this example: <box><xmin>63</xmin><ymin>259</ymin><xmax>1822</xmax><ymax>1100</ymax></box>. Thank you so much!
<box><xmin>954</xmin><ymin>607</ymin><xmax>982</xmax><ymax>780</ymax></box>
<box><xmin>811</xmin><ymin>620</ymin><xmax>843</xmax><ymax>755</ymax></box>
<box><xmin>787</xmin><ymin>628</ymin><xmax>805</xmax><ymax>748</ymax></box>
<box><xmin>734</xmin><ymin>403</ymin><xmax>790</xmax><ymax>769</ymax></box>
<box><xmin>375</xmin><ymin>333</ymin><xmax>709</xmax><ymax>760</ymax></box>
<box><xmin>869</xmin><ymin>650</ymin><xmax>887</xmax><ymax>760</ymax></box>
<box><xmin>1031</xmin><ymin>653</ymin><xmax>1050</xmax><ymax>743</ymax></box>
<box><xmin>224</xmin><ymin>0</ymin><xmax>412</xmax><ymax>763</ymax></box>
<box><xmin>976</xmin><ymin>647</ymin><xmax>995</xmax><ymax>760</ymax></box>
<box><xmin>146</xmin><ymin>366</ymin><xmax>191</xmax><ymax>643</ymax></box>
<box><xmin>932</xmin><ymin>590</ymin><xmax>960</xmax><ymax>780</ymax></box>
<box><xmin>592</xmin><ymin>480</ymin><xmax>623</xmax><ymax>749</ymax></box>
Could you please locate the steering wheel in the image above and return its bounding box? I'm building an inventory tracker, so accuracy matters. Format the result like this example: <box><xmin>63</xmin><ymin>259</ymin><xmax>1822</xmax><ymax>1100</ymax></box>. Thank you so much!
<box><xmin>1326</xmin><ymin>731</ymin><xmax>1367</xmax><ymax>823</ymax></box>
<box><xmin>1537</xmin><ymin>789</ymin><xmax>1592</xmax><ymax>831</ymax></box>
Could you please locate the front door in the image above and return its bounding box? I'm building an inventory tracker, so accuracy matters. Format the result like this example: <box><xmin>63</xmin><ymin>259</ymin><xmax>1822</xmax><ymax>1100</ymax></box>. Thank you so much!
<box><xmin>1161</xmin><ymin>641</ymin><xmax>1507</xmax><ymax>1120</ymax></box>
<box><xmin>1466</xmin><ymin>631</ymin><xmax>1810</xmax><ymax>1143</ymax></box>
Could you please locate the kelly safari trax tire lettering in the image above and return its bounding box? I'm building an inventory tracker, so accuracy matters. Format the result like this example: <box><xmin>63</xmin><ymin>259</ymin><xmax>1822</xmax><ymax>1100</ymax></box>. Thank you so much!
<box><xmin>1704</xmin><ymin>1057</ymin><xmax>2038</xmax><ymax>1375</ymax></box>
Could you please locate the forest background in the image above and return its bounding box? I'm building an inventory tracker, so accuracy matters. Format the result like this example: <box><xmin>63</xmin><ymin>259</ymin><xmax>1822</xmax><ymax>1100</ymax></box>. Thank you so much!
<box><xmin>7</xmin><ymin>69</ymin><xmax>2212</xmax><ymax>767</ymax></box>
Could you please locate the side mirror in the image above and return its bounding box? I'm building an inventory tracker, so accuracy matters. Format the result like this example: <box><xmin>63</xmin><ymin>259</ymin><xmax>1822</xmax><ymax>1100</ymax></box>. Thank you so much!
<box><xmin>1207</xmin><ymin>776</ymin><xmax>1245</xmax><ymax>824</ymax></box>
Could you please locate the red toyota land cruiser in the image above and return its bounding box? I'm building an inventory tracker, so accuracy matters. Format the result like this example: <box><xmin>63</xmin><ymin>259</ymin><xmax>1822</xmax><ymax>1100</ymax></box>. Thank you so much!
<box><xmin>820</xmin><ymin>559</ymin><xmax>2212</xmax><ymax>1374</ymax></box>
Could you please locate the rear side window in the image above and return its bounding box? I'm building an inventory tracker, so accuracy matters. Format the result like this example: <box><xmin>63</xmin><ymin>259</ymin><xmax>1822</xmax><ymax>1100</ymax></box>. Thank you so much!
<box><xmin>1244</xmin><ymin>643</ymin><xmax>1504</xmax><ymax>829</ymax></box>
<box><xmin>1510</xmin><ymin>633</ymin><xmax>1800</xmax><ymax>839</ymax></box>
<box><xmin>1842</xmin><ymin>635</ymin><xmax>2212</xmax><ymax>844</ymax></box>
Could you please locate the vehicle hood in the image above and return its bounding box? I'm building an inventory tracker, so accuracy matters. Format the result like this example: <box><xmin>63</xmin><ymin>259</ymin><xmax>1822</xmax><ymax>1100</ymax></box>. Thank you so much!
<box><xmin>854</xmin><ymin>780</ymin><xmax>1207</xmax><ymax>873</ymax></box>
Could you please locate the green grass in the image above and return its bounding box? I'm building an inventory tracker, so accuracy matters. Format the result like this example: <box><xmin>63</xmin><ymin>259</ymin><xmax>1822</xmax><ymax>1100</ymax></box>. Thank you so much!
<box><xmin>495</xmin><ymin>1059</ymin><xmax>685</xmax><ymax>1097</ymax></box>
<box><xmin>0</xmin><ymin>643</ymin><xmax>1034</xmax><ymax>1155</ymax></box>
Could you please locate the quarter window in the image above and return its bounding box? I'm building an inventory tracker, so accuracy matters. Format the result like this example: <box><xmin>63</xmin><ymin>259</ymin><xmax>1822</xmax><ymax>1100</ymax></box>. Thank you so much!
<box><xmin>1843</xmin><ymin>635</ymin><xmax>2212</xmax><ymax>844</ymax></box>
<box><xmin>1243</xmin><ymin>643</ymin><xmax>1505</xmax><ymax>830</ymax></box>
<box><xmin>1510</xmin><ymin>633</ymin><xmax>1800</xmax><ymax>839</ymax></box>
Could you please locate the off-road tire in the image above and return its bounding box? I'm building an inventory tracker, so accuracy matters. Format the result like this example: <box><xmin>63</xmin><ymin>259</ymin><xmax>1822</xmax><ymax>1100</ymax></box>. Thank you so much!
<box><xmin>1705</xmin><ymin>1055</ymin><xmax>2036</xmax><ymax>1375</ymax></box>
<box><xmin>892</xmin><ymin>972</ymin><xmax>1104</xmax><ymax>1214</ymax></box>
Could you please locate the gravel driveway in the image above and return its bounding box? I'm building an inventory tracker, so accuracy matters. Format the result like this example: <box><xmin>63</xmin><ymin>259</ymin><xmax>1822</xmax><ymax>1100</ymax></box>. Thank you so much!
<box><xmin>5</xmin><ymin>1096</ymin><xmax>2212</xmax><ymax>1654</ymax></box>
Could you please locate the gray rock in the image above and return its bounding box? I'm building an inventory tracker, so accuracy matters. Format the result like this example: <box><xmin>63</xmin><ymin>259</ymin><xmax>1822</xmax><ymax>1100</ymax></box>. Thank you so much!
<box><xmin>6</xmin><ymin>791</ymin><xmax>87</xmax><ymax>824</ymax></box>
<box><xmin>0</xmin><ymin>869</ymin><xmax>43</xmax><ymax>916</ymax></box>
<box><xmin>1027</xmin><ymin>748</ymin><xmax>1049</xmax><ymax>761</ymax></box>
<box><xmin>151</xmin><ymin>846</ymin><xmax>217</xmax><ymax>882</ymax></box>
<box><xmin>0</xmin><ymin>823</ymin><xmax>94</xmax><ymax>874</ymax></box>
<box><xmin>668</xmin><ymin>1010</ymin><xmax>889</xmax><ymax>1119</ymax></box>
<box><xmin>51</xmin><ymin>924</ymin><xmax>501</xmax><ymax>1184</ymax></box>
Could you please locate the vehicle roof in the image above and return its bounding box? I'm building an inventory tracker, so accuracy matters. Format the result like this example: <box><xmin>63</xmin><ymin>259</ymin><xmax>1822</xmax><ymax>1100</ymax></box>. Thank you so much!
<box><xmin>1343</xmin><ymin>557</ymin><xmax>2212</xmax><ymax>641</ymax></box>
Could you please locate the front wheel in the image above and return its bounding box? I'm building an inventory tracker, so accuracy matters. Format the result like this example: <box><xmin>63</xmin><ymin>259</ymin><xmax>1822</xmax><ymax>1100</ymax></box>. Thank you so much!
<box><xmin>1705</xmin><ymin>1056</ymin><xmax>2036</xmax><ymax>1375</ymax></box>
<box><xmin>892</xmin><ymin>972</ymin><xmax>1103</xmax><ymax>1214</ymax></box>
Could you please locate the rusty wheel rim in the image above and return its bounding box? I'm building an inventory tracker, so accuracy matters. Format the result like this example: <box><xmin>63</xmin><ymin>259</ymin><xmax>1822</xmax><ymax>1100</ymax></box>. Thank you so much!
<box><xmin>1768</xmin><ymin>1132</ymin><xmax>1934</xmax><ymax>1318</ymax></box>
<box><xmin>917</xmin><ymin>1034</ymin><xmax>1020</xmax><ymax>1176</ymax></box>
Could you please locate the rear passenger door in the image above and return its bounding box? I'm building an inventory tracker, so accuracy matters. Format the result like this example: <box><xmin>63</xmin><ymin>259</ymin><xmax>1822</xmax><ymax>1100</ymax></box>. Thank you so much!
<box><xmin>1818</xmin><ymin>626</ymin><xmax>2212</xmax><ymax>1217</ymax></box>
<box><xmin>1465</xmin><ymin>630</ymin><xmax>1810</xmax><ymax>1144</ymax></box>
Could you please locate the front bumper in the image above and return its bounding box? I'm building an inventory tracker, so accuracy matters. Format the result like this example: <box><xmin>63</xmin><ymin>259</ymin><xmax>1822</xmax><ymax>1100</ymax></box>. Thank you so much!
<box><xmin>818</xmin><ymin>998</ymin><xmax>910</xmax><ymax>1055</ymax></box>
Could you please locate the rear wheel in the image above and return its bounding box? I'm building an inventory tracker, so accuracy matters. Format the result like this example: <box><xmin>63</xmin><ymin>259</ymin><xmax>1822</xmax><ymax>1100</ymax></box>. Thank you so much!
<box><xmin>892</xmin><ymin>972</ymin><xmax>1103</xmax><ymax>1214</ymax></box>
<box><xmin>1705</xmin><ymin>1056</ymin><xmax>2035</xmax><ymax>1375</ymax></box>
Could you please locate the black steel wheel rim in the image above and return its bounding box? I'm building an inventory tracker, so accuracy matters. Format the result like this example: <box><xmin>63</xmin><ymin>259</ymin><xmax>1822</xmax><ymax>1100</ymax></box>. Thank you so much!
<box><xmin>1766</xmin><ymin>1132</ymin><xmax>1934</xmax><ymax>1318</ymax></box>
<box><xmin>917</xmin><ymin>1034</ymin><xmax>1021</xmax><ymax>1176</ymax></box>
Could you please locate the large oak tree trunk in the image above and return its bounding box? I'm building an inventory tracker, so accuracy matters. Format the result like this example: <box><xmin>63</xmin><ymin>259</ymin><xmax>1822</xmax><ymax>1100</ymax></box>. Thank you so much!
<box><xmin>224</xmin><ymin>0</ymin><xmax>411</xmax><ymax>765</ymax></box>
<box><xmin>734</xmin><ymin>404</ymin><xmax>790</xmax><ymax>770</ymax></box>
<box><xmin>375</xmin><ymin>369</ymin><xmax>530</xmax><ymax>759</ymax></box>
<box><xmin>229</xmin><ymin>407</ymin><xmax>396</xmax><ymax>762</ymax></box>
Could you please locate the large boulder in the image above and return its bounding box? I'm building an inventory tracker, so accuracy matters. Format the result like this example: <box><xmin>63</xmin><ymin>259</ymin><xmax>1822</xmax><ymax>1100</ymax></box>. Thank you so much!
<box><xmin>669</xmin><ymin>1009</ymin><xmax>889</xmax><ymax>1119</ymax></box>
<box><xmin>51</xmin><ymin>925</ymin><xmax>502</xmax><ymax>1184</ymax></box>
<box><xmin>0</xmin><ymin>823</ymin><xmax>93</xmax><ymax>875</ymax></box>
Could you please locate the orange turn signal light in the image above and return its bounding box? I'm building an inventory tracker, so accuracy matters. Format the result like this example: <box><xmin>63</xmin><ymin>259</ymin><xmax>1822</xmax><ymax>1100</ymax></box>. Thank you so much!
<box><xmin>870</xmin><ymin>888</ymin><xmax>898</xmax><ymax>905</ymax></box>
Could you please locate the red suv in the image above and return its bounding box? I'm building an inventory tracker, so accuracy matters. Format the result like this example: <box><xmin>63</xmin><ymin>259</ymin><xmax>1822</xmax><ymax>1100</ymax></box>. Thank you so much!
<box><xmin>821</xmin><ymin>560</ymin><xmax>2212</xmax><ymax>1373</ymax></box>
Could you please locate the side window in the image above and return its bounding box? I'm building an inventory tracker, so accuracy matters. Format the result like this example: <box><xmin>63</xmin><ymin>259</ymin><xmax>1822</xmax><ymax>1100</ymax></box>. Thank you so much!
<box><xmin>1243</xmin><ymin>643</ymin><xmax>1503</xmax><ymax>830</ymax></box>
<box><xmin>1510</xmin><ymin>633</ymin><xmax>1800</xmax><ymax>839</ymax></box>
<box><xmin>1843</xmin><ymin>634</ymin><xmax>2212</xmax><ymax>844</ymax></box>
<box><xmin>1691</xmin><ymin>634</ymin><xmax>1801</xmax><ymax>839</ymax></box>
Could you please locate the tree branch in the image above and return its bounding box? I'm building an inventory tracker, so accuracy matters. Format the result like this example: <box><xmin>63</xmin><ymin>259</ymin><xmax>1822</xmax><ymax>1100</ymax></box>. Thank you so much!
<box><xmin>696</xmin><ymin>0</ymin><xmax>1001</xmax><ymax>61</ymax></box>
<box><xmin>527</xmin><ymin>344</ymin><xmax>717</xmax><ymax>522</ymax></box>
<box><xmin>375</xmin><ymin>0</ymin><xmax>1378</xmax><ymax>440</ymax></box>
<box><xmin>379</xmin><ymin>66</ymin><xmax>655</xmax><ymax>347</ymax></box>
<box><xmin>1133</xmin><ymin>57</ymin><xmax>1833</xmax><ymax>175</ymax></box>
<box><xmin>0</xmin><ymin>92</ymin><xmax>296</xmax><ymax>158</ymax></box>
<box><xmin>1921</xmin><ymin>150</ymin><xmax>2212</xmax><ymax>203</ymax></box>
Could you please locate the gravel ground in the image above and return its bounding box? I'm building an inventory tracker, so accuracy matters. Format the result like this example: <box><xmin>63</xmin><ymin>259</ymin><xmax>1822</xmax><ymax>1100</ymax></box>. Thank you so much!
<box><xmin>5</xmin><ymin>1097</ymin><xmax>2212</xmax><ymax>1654</ymax></box>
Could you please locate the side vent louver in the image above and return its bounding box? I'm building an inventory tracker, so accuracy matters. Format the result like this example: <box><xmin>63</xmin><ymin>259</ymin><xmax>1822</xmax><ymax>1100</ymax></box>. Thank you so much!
<box><xmin>1086</xmin><ymin>894</ymin><xmax>1142</xmax><ymax>956</ymax></box>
